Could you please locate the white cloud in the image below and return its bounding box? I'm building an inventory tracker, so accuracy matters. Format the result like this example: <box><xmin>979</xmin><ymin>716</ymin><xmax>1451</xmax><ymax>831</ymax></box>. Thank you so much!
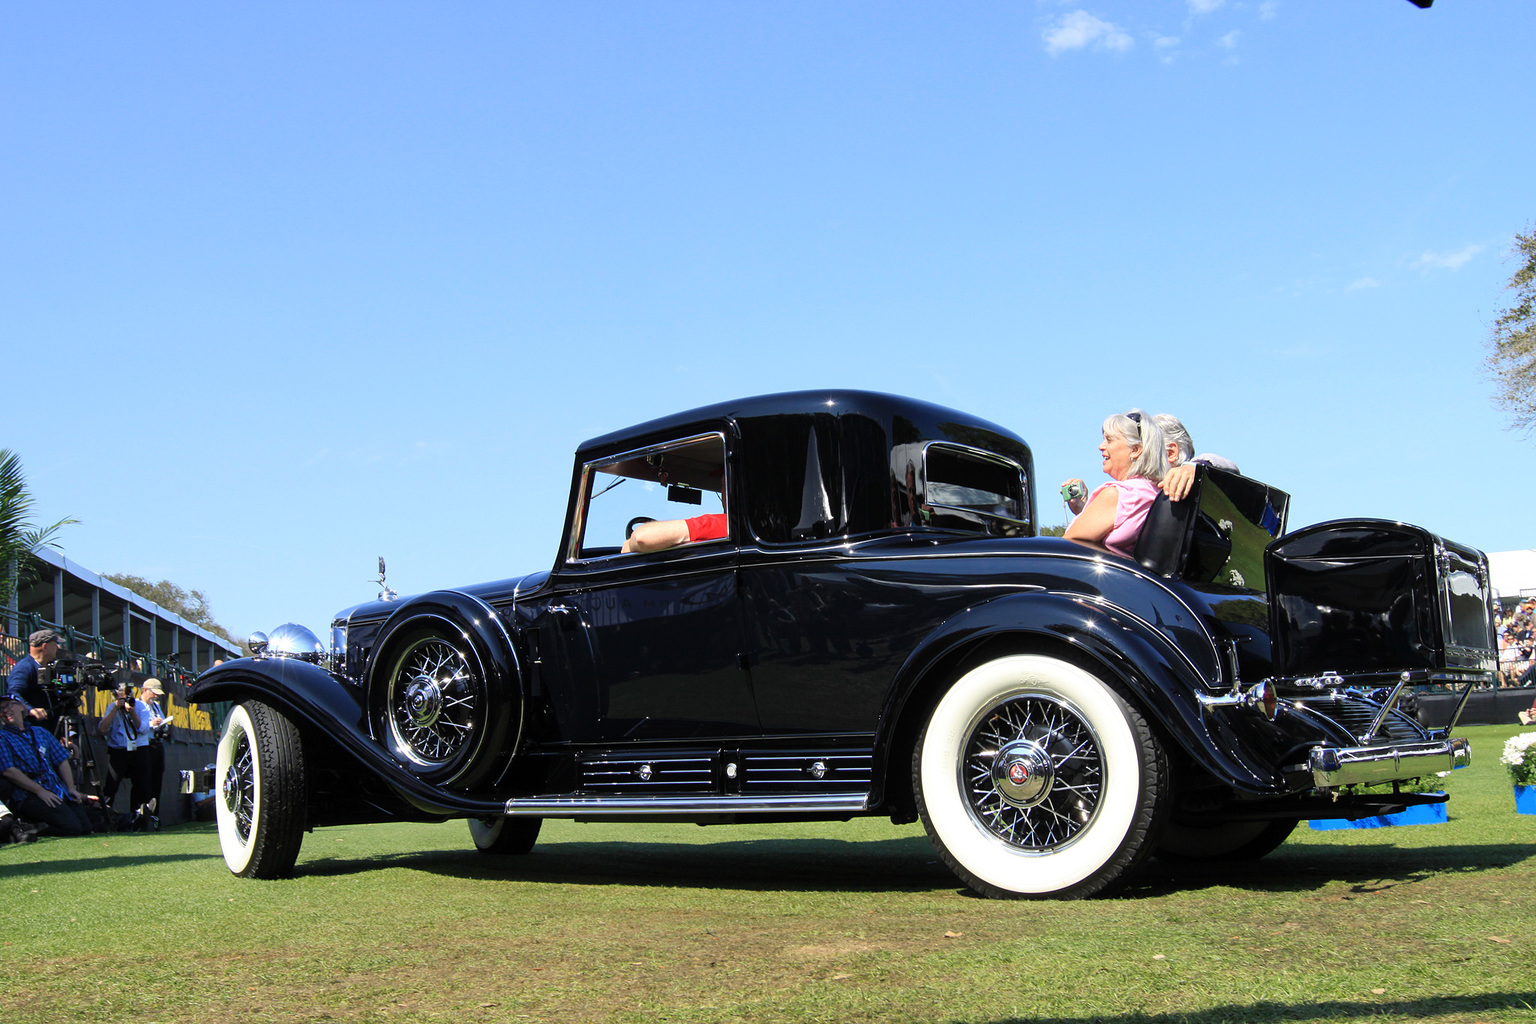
<box><xmin>1346</xmin><ymin>277</ymin><xmax>1381</xmax><ymax>292</ymax></box>
<box><xmin>1259</xmin><ymin>1</ymin><xmax>1279</xmax><ymax>20</ymax></box>
<box><xmin>1043</xmin><ymin>11</ymin><xmax>1134</xmax><ymax>55</ymax></box>
<box><xmin>1154</xmin><ymin>35</ymin><xmax>1181</xmax><ymax>50</ymax></box>
<box><xmin>1217</xmin><ymin>30</ymin><xmax>1240</xmax><ymax>48</ymax></box>
<box><xmin>1412</xmin><ymin>244</ymin><xmax>1484</xmax><ymax>273</ymax></box>
<box><xmin>1188</xmin><ymin>0</ymin><xmax>1225</xmax><ymax>13</ymax></box>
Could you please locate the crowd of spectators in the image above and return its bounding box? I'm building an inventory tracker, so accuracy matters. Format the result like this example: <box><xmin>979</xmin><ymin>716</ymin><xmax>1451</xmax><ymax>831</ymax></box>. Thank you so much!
<box><xmin>1</xmin><ymin>628</ymin><xmax>183</xmax><ymax>841</ymax></box>
<box><xmin>1497</xmin><ymin>598</ymin><xmax>1536</xmax><ymax>688</ymax></box>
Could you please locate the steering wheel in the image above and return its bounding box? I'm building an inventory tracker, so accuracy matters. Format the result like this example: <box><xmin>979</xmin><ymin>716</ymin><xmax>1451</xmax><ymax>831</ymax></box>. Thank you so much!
<box><xmin>625</xmin><ymin>516</ymin><xmax>655</xmax><ymax>540</ymax></box>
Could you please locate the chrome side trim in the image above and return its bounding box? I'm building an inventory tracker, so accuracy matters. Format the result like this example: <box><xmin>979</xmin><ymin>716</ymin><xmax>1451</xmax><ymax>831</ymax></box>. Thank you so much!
<box><xmin>501</xmin><ymin>792</ymin><xmax>870</xmax><ymax>818</ymax></box>
<box><xmin>1306</xmin><ymin>737</ymin><xmax>1471</xmax><ymax>788</ymax></box>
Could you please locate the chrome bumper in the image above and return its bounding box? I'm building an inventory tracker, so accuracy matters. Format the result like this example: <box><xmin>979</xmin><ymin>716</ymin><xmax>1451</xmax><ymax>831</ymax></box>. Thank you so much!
<box><xmin>1307</xmin><ymin>737</ymin><xmax>1471</xmax><ymax>788</ymax></box>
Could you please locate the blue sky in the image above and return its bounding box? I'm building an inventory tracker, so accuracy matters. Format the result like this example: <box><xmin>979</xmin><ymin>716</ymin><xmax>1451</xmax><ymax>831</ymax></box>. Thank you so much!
<box><xmin>4</xmin><ymin>1</ymin><xmax>1533</xmax><ymax>639</ymax></box>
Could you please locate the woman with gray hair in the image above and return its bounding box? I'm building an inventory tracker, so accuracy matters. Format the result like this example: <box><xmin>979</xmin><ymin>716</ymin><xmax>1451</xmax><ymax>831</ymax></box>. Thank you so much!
<box><xmin>1063</xmin><ymin>410</ymin><xmax>1169</xmax><ymax>558</ymax></box>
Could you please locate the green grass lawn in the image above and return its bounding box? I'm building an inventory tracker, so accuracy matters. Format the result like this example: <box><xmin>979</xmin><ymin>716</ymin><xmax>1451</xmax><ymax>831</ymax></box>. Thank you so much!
<box><xmin>4</xmin><ymin>723</ymin><xmax>1534</xmax><ymax>1024</ymax></box>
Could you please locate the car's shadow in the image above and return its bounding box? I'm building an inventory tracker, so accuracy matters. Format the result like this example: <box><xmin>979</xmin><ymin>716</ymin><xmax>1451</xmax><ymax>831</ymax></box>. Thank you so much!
<box><xmin>975</xmin><ymin>992</ymin><xmax>1536</xmax><ymax>1024</ymax></box>
<box><xmin>291</xmin><ymin>833</ymin><xmax>1536</xmax><ymax>896</ymax></box>
<box><xmin>1132</xmin><ymin>839</ymin><xmax>1536</xmax><ymax>897</ymax></box>
<box><xmin>296</xmin><ymin>834</ymin><xmax>955</xmax><ymax>891</ymax></box>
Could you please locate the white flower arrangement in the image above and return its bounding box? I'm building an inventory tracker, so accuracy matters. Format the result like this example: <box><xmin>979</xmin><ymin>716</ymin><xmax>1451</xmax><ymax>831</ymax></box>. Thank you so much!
<box><xmin>1501</xmin><ymin>732</ymin><xmax>1536</xmax><ymax>787</ymax></box>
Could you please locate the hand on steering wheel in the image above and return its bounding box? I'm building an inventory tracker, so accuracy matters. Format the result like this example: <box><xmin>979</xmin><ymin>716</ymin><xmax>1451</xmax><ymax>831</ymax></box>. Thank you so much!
<box><xmin>625</xmin><ymin>516</ymin><xmax>656</xmax><ymax>540</ymax></box>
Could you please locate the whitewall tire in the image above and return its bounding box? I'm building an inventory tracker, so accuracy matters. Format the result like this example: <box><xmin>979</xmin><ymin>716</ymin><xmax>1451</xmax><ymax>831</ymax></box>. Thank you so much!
<box><xmin>215</xmin><ymin>701</ymin><xmax>307</xmax><ymax>879</ymax></box>
<box><xmin>915</xmin><ymin>654</ymin><xmax>1165</xmax><ymax>899</ymax></box>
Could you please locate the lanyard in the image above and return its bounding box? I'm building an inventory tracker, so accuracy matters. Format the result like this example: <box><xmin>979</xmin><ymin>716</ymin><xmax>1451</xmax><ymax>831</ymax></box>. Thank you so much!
<box><xmin>3</xmin><ymin>727</ymin><xmax>49</xmax><ymax>778</ymax></box>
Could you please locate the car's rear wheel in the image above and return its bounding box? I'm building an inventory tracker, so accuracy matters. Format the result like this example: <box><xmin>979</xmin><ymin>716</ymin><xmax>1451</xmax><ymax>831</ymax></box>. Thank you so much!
<box><xmin>1157</xmin><ymin>819</ymin><xmax>1298</xmax><ymax>861</ymax></box>
<box><xmin>215</xmin><ymin>701</ymin><xmax>307</xmax><ymax>879</ymax></box>
<box><xmin>915</xmin><ymin>654</ymin><xmax>1166</xmax><ymax>899</ymax></box>
<box><xmin>469</xmin><ymin>816</ymin><xmax>543</xmax><ymax>855</ymax></box>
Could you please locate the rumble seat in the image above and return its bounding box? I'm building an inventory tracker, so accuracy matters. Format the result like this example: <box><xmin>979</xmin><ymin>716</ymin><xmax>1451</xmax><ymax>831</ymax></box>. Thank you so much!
<box><xmin>1132</xmin><ymin>466</ymin><xmax>1290</xmax><ymax>587</ymax></box>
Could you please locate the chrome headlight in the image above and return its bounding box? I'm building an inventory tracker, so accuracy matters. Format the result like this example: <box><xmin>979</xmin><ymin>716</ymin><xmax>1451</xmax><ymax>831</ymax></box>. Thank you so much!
<box><xmin>260</xmin><ymin>622</ymin><xmax>327</xmax><ymax>663</ymax></box>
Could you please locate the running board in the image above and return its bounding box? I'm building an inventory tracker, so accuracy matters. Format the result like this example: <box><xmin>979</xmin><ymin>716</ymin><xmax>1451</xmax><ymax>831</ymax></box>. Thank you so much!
<box><xmin>500</xmin><ymin>792</ymin><xmax>871</xmax><ymax>818</ymax></box>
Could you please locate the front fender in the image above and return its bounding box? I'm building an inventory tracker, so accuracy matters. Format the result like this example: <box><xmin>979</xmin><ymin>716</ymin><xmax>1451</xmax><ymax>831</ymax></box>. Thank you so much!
<box><xmin>190</xmin><ymin>658</ymin><xmax>507</xmax><ymax>818</ymax></box>
<box><xmin>875</xmin><ymin>591</ymin><xmax>1288</xmax><ymax>801</ymax></box>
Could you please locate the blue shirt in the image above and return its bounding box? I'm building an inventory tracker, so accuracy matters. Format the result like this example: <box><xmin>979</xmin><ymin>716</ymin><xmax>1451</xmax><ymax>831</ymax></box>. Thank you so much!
<box><xmin>5</xmin><ymin>654</ymin><xmax>52</xmax><ymax>717</ymax></box>
<box><xmin>103</xmin><ymin>699</ymin><xmax>153</xmax><ymax>751</ymax></box>
<box><xmin>0</xmin><ymin>723</ymin><xmax>70</xmax><ymax>798</ymax></box>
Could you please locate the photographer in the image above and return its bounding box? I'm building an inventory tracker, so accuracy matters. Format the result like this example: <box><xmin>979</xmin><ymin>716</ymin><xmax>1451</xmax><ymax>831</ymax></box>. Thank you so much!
<box><xmin>5</xmin><ymin>629</ymin><xmax>63</xmax><ymax>724</ymax></box>
<box><xmin>98</xmin><ymin>682</ymin><xmax>152</xmax><ymax>828</ymax></box>
<box><xmin>0</xmin><ymin>694</ymin><xmax>93</xmax><ymax>836</ymax></box>
<box><xmin>139</xmin><ymin>678</ymin><xmax>169</xmax><ymax>827</ymax></box>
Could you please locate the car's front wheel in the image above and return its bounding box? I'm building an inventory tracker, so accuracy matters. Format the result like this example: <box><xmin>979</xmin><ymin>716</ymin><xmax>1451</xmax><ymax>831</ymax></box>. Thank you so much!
<box><xmin>215</xmin><ymin>701</ymin><xmax>307</xmax><ymax>879</ymax></box>
<box><xmin>915</xmin><ymin>654</ymin><xmax>1166</xmax><ymax>899</ymax></box>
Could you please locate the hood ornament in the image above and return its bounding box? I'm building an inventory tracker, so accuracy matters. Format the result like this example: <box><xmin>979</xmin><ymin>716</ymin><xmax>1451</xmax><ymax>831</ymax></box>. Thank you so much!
<box><xmin>375</xmin><ymin>556</ymin><xmax>398</xmax><ymax>602</ymax></box>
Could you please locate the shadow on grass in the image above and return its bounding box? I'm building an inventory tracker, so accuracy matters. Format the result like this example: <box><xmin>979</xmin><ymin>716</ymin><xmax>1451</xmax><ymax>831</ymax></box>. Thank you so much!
<box><xmin>0</xmin><ymin>851</ymin><xmax>223</xmax><ymax>878</ymax></box>
<box><xmin>1131</xmin><ymin>841</ymin><xmax>1536</xmax><ymax>898</ymax></box>
<box><xmin>286</xmin><ymin>831</ymin><xmax>1534</xmax><ymax>898</ymax></box>
<box><xmin>987</xmin><ymin>990</ymin><xmax>1536</xmax><ymax>1023</ymax></box>
<box><xmin>295</xmin><ymin>834</ymin><xmax>956</xmax><ymax>891</ymax></box>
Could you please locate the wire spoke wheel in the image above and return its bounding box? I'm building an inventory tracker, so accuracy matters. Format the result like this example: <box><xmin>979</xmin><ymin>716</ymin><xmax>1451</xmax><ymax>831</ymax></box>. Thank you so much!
<box><xmin>226</xmin><ymin>730</ymin><xmax>256</xmax><ymax>842</ymax></box>
<box><xmin>384</xmin><ymin>635</ymin><xmax>483</xmax><ymax>772</ymax></box>
<box><xmin>916</xmin><ymin>654</ymin><xmax>1165</xmax><ymax>899</ymax></box>
<box><xmin>962</xmin><ymin>694</ymin><xmax>1104</xmax><ymax>852</ymax></box>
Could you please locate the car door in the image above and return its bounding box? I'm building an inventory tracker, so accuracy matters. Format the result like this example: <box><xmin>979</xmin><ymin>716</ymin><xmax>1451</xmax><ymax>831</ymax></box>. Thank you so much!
<box><xmin>533</xmin><ymin>431</ymin><xmax>759</xmax><ymax>744</ymax></box>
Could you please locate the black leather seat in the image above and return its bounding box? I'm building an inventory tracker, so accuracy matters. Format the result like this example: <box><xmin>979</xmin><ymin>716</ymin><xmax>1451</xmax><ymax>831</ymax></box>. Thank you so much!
<box><xmin>1132</xmin><ymin>465</ymin><xmax>1291</xmax><ymax>583</ymax></box>
<box><xmin>1133</xmin><ymin>482</ymin><xmax>1199</xmax><ymax>577</ymax></box>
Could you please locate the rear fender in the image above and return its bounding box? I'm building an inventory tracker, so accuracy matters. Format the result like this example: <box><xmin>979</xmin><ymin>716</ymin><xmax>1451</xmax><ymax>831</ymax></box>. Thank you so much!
<box><xmin>875</xmin><ymin>591</ymin><xmax>1288</xmax><ymax>805</ymax></box>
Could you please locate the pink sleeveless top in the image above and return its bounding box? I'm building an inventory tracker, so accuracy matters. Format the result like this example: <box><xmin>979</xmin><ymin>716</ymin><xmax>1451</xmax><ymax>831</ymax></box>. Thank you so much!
<box><xmin>1087</xmin><ymin>477</ymin><xmax>1160</xmax><ymax>559</ymax></box>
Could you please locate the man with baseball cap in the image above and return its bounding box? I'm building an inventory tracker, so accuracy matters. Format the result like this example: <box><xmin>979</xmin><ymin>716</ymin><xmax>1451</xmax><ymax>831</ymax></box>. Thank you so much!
<box><xmin>5</xmin><ymin>629</ymin><xmax>63</xmax><ymax>723</ymax></box>
<box><xmin>0</xmin><ymin>692</ymin><xmax>93</xmax><ymax>836</ymax></box>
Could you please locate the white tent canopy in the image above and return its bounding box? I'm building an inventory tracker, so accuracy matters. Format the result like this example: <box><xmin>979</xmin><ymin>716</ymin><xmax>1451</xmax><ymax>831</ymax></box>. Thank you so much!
<box><xmin>1489</xmin><ymin>550</ymin><xmax>1536</xmax><ymax>603</ymax></box>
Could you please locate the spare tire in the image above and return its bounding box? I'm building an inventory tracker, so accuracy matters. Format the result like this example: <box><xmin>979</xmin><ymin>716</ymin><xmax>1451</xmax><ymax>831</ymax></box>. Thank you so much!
<box><xmin>367</xmin><ymin>592</ymin><xmax>522</xmax><ymax>790</ymax></box>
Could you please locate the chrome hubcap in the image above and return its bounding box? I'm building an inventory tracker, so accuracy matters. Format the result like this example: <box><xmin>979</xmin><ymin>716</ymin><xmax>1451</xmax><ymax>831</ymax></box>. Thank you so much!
<box><xmin>963</xmin><ymin>693</ymin><xmax>1103</xmax><ymax>851</ymax></box>
<box><xmin>405</xmin><ymin>675</ymin><xmax>444</xmax><ymax>729</ymax></box>
<box><xmin>991</xmin><ymin>739</ymin><xmax>1056</xmax><ymax>809</ymax></box>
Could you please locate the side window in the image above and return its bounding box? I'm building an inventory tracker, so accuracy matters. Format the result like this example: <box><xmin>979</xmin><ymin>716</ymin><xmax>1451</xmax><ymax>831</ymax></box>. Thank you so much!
<box><xmin>571</xmin><ymin>434</ymin><xmax>728</xmax><ymax>559</ymax></box>
<box><xmin>921</xmin><ymin>444</ymin><xmax>1030</xmax><ymax>537</ymax></box>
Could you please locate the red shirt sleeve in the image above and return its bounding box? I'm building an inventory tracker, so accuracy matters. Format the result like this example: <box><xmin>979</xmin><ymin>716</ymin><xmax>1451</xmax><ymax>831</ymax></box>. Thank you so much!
<box><xmin>685</xmin><ymin>513</ymin><xmax>728</xmax><ymax>542</ymax></box>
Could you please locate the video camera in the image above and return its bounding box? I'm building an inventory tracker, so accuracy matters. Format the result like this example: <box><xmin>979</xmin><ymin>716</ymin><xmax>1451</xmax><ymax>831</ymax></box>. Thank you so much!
<box><xmin>40</xmin><ymin>657</ymin><xmax>127</xmax><ymax>700</ymax></box>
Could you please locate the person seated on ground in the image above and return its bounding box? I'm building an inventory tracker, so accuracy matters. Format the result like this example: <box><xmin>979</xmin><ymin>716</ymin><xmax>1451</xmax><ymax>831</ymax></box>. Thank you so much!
<box><xmin>1062</xmin><ymin>410</ymin><xmax>1168</xmax><ymax>559</ymax></box>
<box><xmin>0</xmin><ymin>694</ymin><xmax>94</xmax><ymax>837</ymax></box>
<box><xmin>621</xmin><ymin>512</ymin><xmax>727</xmax><ymax>554</ymax></box>
<box><xmin>1153</xmin><ymin>414</ymin><xmax>1240</xmax><ymax>502</ymax></box>
<box><xmin>0</xmin><ymin>795</ymin><xmax>38</xmax><ymax>844</ymax></box>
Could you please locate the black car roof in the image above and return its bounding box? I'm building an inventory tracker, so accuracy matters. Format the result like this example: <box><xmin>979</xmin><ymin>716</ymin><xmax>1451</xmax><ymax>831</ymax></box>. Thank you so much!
<box><xmin>577</xmin><ymin>389</ymin><xmax>1029</xmax><ymax>459</ymax></box>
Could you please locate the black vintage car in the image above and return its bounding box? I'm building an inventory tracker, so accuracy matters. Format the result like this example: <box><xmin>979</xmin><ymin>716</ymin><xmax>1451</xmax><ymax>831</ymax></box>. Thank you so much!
<box><xmin>192</xmin><ymin>391</ymin><xmax>1491</xmax><ymax>898</ymax></box>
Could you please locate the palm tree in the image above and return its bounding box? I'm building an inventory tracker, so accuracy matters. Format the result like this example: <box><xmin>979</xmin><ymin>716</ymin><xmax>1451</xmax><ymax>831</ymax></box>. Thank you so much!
<box><xmin>0</xmin><ymin>448</ymin><xmax>78</xmax><ymax>608</ymax></box>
